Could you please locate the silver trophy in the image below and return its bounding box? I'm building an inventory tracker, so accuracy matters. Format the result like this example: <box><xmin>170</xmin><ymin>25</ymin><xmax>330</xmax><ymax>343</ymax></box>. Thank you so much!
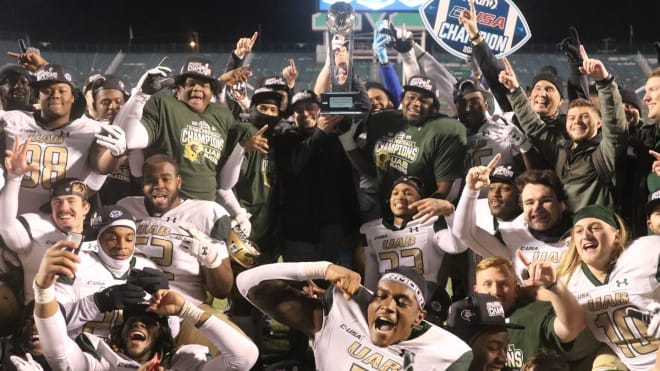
<box><xmin>321</xmin><ymin>2</ymin><xmax>367</xmax><ymax>117</ymax></box>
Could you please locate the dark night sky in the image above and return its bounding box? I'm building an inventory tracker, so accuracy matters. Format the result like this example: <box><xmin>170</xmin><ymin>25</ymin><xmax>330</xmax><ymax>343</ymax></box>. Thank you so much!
<box><xmin>0</xmin><ymin>1</ymin><xmax>656</xmax><ymax>47</ymax></box>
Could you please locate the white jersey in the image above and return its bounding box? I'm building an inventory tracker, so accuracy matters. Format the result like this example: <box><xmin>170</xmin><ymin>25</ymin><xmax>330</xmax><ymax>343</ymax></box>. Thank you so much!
<box><xmin>117</xmin><ymin>197</ymin><xmax>230</xmax><ymax>305</ymax></box>
<box><xmin>1</xmin><ymin>111</ymin><xmax>107</xmax><ymax>214</ymax></box>
<box><xmin>313</xmin><ymin>285</ymin><xmax>473</xmax><ymax>371</ymax></box>
<box><xmin>34</xmin><ymin>302</ymin><xmax>258</xmax><ymax>371</ymax></box>
<box><xmin>10</xmin><ymin>212</ymin><xmax>65</xmax><ymax>303</ymax></box>
<box><xmin>361</xmin><ymin>216</ymin><xmax>466</xmax><ymax>290</ymax></box>
<box><xmin>55</xmin><ymin>242</ymin><xmax>157</xmax><ymax>339</ymax></box>
<box><xmin>566</xmin><ymin>236</ymin><xmax>660</xmax><ymax>371</ymax></box>
<box><xmin>500</xmin><ymin>224</ymin><xmax>569</xmax><ymax>283</ymax></box>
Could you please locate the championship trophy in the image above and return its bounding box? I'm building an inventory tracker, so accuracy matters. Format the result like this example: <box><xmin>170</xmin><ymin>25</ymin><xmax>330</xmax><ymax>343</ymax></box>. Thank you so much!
<box><xmin>320</xmin><ymin>2</ymin><xmax>368</xmax><ymax>117</ymax></box>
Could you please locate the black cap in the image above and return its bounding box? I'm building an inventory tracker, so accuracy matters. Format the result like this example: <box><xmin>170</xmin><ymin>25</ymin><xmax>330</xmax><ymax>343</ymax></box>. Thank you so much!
<box><xmin>647</xmin><ymin>188</ymin><xmax>660</xmax><ymax>218</ymax></box>
<box><xmin>39</xmin><ymin>178</ymin><xmax>88</xmax><ymax>213</ymax></box>
<box><xmin>89</xmin><ymin>205</ymin><xmax>136</xmax><ymax>237</ymax></box>
<box><xmin>259</xmin><ymin>75</ymin><xmax>288</xmax><ymax>91</ymax></box>
<box><xmin>489</xmin><ymin>164</ymin><xmax>520</xmax><ymax>185</ymax></box>
<box><xmin>176</xmin><ymin>58</ymin><xmax>216</xmax><ymax>83</ymax></box>
<box><xmin>531</xmin><ymin>68</ymin><xmax>564</xmax><ymax>98</ymax></box>
<box><xmin>447</xmin><ymin>293</ymin><xmax>523</xmax><ymax>345</ymax></box>
<box><xmin>86</xmin><ymin>74</ymin><xmax>130</xmax><ymax>99</ymax></box>
<box><xmin>619</xmin><ymin>88</ymin><xmax>642</xmax><ymax>113</ymax></box>
<box><xmin>0</xmin><ymin>64</ymin><xmax>32</xmax><ymax>84</ymax></box>
<box><xmin>251</xmin><ymin>87</ymin><xmax>283</xmax><ymax>108</ymax></box>
<box><xmin>391</xmin><ymin>175</ymin><xmax>425</xmax><ymax>198</ymax></box>
<box><xmin>403</xmin><ymin>75</ymin><xmax>438</xmax><ymax>101</ymax></box>
<box><xmin>34</xmin><ymin>64</ymin><xmax>78</xmax><ymax>89</ymax></box>
<box><xmin>424</xmin><ymin>281</ymin><xmax>451</xmax><ymax>322</ymax></box>
<box><xmin>291</xmin><ymin>89</ymin><xmax>320</xmax><ymax>107</ymax></box>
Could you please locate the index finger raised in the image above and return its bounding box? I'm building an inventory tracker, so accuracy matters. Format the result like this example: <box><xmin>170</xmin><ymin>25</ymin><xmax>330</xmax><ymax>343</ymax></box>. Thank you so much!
<box><xmin>255</xmin><ymin>125</ymin><xmax>269</xmax><ymax>136</ymax></box>
<box><xmin>649</xmin><ymin>150</ymin><xmax>660</xmax><ymax>161</ymax></box>
<box><xmin>517</xmin><ymin>249</ymin><xmax>532</xmax><ymax>267</ymax></box>
<box><xmin>289</xmin><ymin>58</ymin><xmax>296</xmax><ymax>70</ymax></box>
<box><xmin>468</xmin><ymin>0</ymin><xmax>476</xmax><ymax>15</ymax></box>
<box><xmin>486</xmin><ymin>153</ymin><xmax>501</xmax><ymax>170</ymax></box>
<box><xmin>579</xmin><ymin>44</ymin><xmax>589</xmax><ymax>61</ymax></box>
<box><xmin>249</xmin><ymin>32</ymin><xmax>259</xmax><ymax>45</ymax></box>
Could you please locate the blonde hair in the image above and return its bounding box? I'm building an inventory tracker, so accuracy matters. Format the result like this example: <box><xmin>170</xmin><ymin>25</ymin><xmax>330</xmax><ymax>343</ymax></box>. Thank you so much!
<box><xmin>556</xmin><ymin>213</ymin><xmax>630</xmax><ymax>282</ymax></box>
<box><xmin>476</xmin><ymin>257</ymin><xmax>515</xmax><ymax>277</ymax></box>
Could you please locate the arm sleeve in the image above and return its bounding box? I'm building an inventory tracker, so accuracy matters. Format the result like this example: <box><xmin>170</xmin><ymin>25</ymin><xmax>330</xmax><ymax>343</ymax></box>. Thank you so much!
<box><xmin>436</xmin><ymin>214</ymin><xmax>468</xmax><ymax>254</ymax></box>
<box><xmin>216</xmin><ymin>189</ymin><xmax>247</xmax><ymax>219</ymax></box>
<box><xmin>218</xmin><ymin>144</ymin><xmax>245</xmax><ymax>190</ymax></box>
<box><xmin>379</xmin><ymin>63</ymin><xmax>402</xmax><ymax>109</ymax></box>
<box><xmin>471</xmin><ymin>41</ymin><xmax>512</xmax><ymax>112</ymax></box>
<box><xmin>199</xmin><ymin>314</ymin><xmax>259</xmax><ymax>371</ymax></box>
<box><xmin>0</xmin><ymin>175</ymin><xmax>32</xmax><ymax>251</ymax></box>
<box><xmin>59</xmin><ymin>294</ymin><xmax>104</xmax><ymax>334</ymax></box>
<box><xmin>223</xmin><ymin>52</ymin><xmax>248</xmax><ymax>121</ymax></box>
<box><xmin>596</xmin><ymin>78</ymin><xmax>628</xmax><ymax>172</ymax></box>
<box><xmin>34</xmin><ymin>307</ymin><xmax>98</xmax><ymax>371</ymax></box>
<box><xmin>113</xmin><ymin>93</ymin><xmax>151</xmax><ymax>150</ymax></box>
<box><xmin>414</xmin><ymin>43</ymin><xmax>458</xmax><ymax>116</ymax></box>
<box><xmin>236</xmin><ymin>262</ymin><xmax>331</xmax><ymax>300</ymax></box>
<box><xmin>452</xmin><ymin>186</ymin><xmax>511</xmax><ymax>258</ymax></box>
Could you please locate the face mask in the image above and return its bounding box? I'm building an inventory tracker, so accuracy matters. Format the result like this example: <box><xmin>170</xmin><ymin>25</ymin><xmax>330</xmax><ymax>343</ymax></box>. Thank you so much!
<box><xmin>250</xmin><ymin>110</ymin><xmax>281</xmax><ymax>129</ymax></box>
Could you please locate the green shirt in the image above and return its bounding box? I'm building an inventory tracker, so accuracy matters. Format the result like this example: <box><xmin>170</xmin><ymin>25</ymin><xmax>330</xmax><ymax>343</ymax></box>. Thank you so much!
<box><xmin>366</xmin><ymin>110</ymin><xmax>467</xmax><ymax>204</ymax></box>
<box><xmin>141</xmin><ymin>93</ymin><xmax>234</xmax><ymax>201</ymax></box>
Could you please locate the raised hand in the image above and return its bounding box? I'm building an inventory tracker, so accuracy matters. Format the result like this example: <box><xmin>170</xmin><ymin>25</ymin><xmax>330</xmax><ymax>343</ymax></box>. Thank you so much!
<box><xmin>410</xmin><ymin>198</ymin><xmax>455</xmax><ymax>224</ymax></box>
<box><xmin>241</xmin><ymin>125</ymin><xmax>270</xmax><ymax>154</ymax></box>
<box><xmin>8</xmin><ymin>49</ymin><xmax>47</xmax><ymax>72</ymax></box>
<box><xmin>282</xmin><ymin>58</ymin><xmax>298</xmax><ymax>88</ymax></box>
<box><xmin>94</xmin><ymin>123</ymin><xmax>127</xmax><ymax>157</ymax></box>
<box><xmin>179</xmin><ymin>225</ymin><xmax>226</xmax><ymax>269</ymax></box>
<box><xmin>135</xmin><ymin>63</ymin><xmax>172</xmax><ymax>95</ymax></box>
<box><xmin>650</xmin><ymin>150</ymin><xmax>660</xmax><ymax>176</ymax></box>
<box><xmin>466</xmin><ymin>153</ymin><xmax>501</xmax><ymax>191</ymax></box>
<box><xmin>34</xmin><ymin>241</ymin><xmax>81</xmax><ymax>289</ymax></box>
<box><xmin>578</xmin><ymin>45</ymin><xmax>609</xmax><ymax>80</ymax></box>
<box><xmin>389</xmin><ymin>23</ymin><xmax>413</xmax><ymax>53</ymax></box>
<box><xmin>325</xmin><ymin>264</ymin><xmax>361</xmax><ymax>300</ymax></box>
<box><xmin>147</xmin><ymin>289</ymin><xmax>185</xmax><ymax>317</ymax></box>
<box><xmin>517</xmin><ymin>250</ymin><xmax>556</xmax><ymax>288</ymax></box>
<box><xmin>498</xmin><ymin>58</ymin><xmax>519</xmax><ymax>92</ymax></box>
<box><xmin>94</xmin><ymin>283</ymin><xmax>146</xmax><ymax>312</ymax></box>
<box><xmin>458</xmin><ymin>0</ymin><xmax>479</xmax><ymax>39</ymax></box>
<box><xmin>559</xmin><ymin>26</ymin><xmax>583</xmax><ymax>65</ymax></box>
<box><xmin>4</xmin><ymin>135</ymin><xmax>39</xmax><ymax>177</ymax></box>
<box><xmin>218</xmin><ymin>65</ymin><xmax>251</xmax><ymax>86</ymax></box>
<box><xmin>234</xmin><ymin>32</ymin><xmax>258</xmax><ymax>59</ymax></box>
<box><xmin>373</xmin><ymin>20</ymin><xmax>391</xmax><ymax>64</ymax></box>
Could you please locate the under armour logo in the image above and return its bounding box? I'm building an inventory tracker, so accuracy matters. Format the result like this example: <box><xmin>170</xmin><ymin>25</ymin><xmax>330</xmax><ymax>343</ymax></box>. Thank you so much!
<box><xmin>616</xmin><ymin>278</ymin><xmax>628</xmax><ymax>287</ymax></box>
<box><xmin>165</xmin><ymin>217</ymin><xmax>177</xmax><ymax>223</ymax></box>
<box><xmin>59</xmin><ymin>130</ymin><xmax>71</xmax><ymax>137</ymax></box>
<box><xmin>202</xmin><ymin>246</ymin><xmax>208</xmax><ymax>256</ymax></box>
<box><xmin>409</xmin><ymin>227</ymin><xmax>419</xmax><ymax>233</ymax></box>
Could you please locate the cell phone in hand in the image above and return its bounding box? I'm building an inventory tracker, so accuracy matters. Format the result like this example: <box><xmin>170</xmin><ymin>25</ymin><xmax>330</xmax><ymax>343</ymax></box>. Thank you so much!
<box><xmin>626</xmin><ymin>307</ymin><xmax>652</xmax><ymax>325</ymax></box>
<box><xmin>58</xmin><ymin>232</ymin><xmax>83</xmax><ymax>285</ymax></box>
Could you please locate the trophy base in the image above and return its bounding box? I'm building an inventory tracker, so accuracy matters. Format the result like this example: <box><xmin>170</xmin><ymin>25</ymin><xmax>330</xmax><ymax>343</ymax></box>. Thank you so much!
<box><xmin>320</xmin><ymin>91</ymin><xmax>368</xmax><ymax>118</ymax></box>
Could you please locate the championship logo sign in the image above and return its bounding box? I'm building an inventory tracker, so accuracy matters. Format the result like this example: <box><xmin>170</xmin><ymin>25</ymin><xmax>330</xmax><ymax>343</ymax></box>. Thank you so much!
<box><xmin>419</xmin><ymin>0</ymin><xmax>531</xmax><ymax>60</ymax></box>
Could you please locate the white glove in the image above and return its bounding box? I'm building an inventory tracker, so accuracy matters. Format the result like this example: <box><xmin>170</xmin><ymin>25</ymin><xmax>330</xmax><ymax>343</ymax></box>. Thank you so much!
<box><xmin>133</xmin><ymin>65</ymin><xmax>172</xmax><ymax>95</ymax></box>
<box><xmin>338</xmin><ymin>121</ymin><xmax>359</xmax><ymax>151</ymax></box>
<box><xmin>10</xmin><ymin>353</ymin><xmax>44</xmax><ymax>371</ymax></box>
<box><xmin>179</xmin><ymin>225</ymin><xmax>228</xmax><ymax>269</ymax></box>
<box><xmin>490</xmin><ymin>123</ymin><xmax>532</xmax><ymax>153</ymax></box>
<box><xmin>232</xmin><ymin>213</ymin><xmax>252</xmax><ymax>237</ymax></box>
<box><xmin>95</xmin><ymin>123</ymin><xmax>127</xmax><ymax>157</ymax></box>
<box><xmin>647</xmin><ymin>302</ymin><xmax>660</xmax><ymax>339</ymax></box>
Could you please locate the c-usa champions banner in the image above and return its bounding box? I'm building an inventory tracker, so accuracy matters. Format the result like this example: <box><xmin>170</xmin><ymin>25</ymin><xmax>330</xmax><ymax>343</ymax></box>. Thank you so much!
<box><xmin>419</xmin><ymin>0</ymin><xmax>531</xmax><ymax>60</ymax></box>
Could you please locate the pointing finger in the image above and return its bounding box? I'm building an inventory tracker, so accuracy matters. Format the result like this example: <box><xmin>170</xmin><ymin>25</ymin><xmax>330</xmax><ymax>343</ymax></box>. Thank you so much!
<box><xmin>501</xmin><ymin>57</ymin><xmax>513</xmax><ymax>74</ymax></box>
<box><xmin>469</xmin><ymin>0</ymin><xmax>476</xmax><ymax>16</ymax></box>
<box><xmin>579</xmin><ymin>44</ymin><xmax>589</xmax><ymax>62</ymax></box>
<box><xmin>649</xmin><ymin>150</ymin><xmax>660</xmax><ymax>161</ymax></box>
<box><xmin>255</xmin><ymin>125</ymin><xmax>269</xmax><ymax>136</ymax></box>
<box><xmin>486</xmin><ymin>153</ymin><xmax>501</xmax><ymax>171</ymax></box>
<box><xmin>250</xmin><ymin>32</ymin><xmax>259</xmax><ymax>46</ymax></box>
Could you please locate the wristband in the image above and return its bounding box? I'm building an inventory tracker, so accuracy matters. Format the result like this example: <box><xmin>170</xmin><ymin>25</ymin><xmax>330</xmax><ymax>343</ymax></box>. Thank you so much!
<box><xmin>299</xmin><ymin>261</ymin><xmax>332</xmax><ymax>280</ymax></box>
<box><xmin>179</xmin><ymin>301</ymin><xmax>204</xmax><ymax>324</ymax></box>
<box><xmin>202</xmin><ymin>252</ymin><xmax>224</xmax><ymax>269</ymax></box>
<box><xmin>33</xmin><ymin>280</ymin><xmax>56</xmax><ymax>304</ymax></box>
<box><xmin>471</xmin><ymin>33</ymin><xmax>481</xmax><ymax>41</ymax></box>
<box><xmin>544</xmin><ymin>281</ymin><xmax>558</xmax><ymax>291</ymax></box>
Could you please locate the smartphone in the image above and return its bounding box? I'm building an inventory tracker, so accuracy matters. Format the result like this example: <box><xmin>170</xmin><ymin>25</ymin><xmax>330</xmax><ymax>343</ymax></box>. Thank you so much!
<box><xmin>58</xmin><ymin>232</ymin><xmax>83</xmax><ymax>285</ymax></box>
<box><xmin>626</xmin><ymin>307</ymin><xmax>652</xmax><ymax>325</ymax></box>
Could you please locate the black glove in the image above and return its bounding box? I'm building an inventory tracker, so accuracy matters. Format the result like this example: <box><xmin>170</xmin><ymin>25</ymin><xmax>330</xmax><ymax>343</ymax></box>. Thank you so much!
<box><xmin>559</xmin><ymin>27</ymin><xmax>583</xmax><ymax>65</ymax></box>
<box><xmin>93</xmin><ymin>283</ymin><xmax>145</xmax><ymax>313</ymax></box>
<box><xmin>386</xmin><ymin>23</ymin><xmax>413</xmax><ymax>53</ymax></box>
<box><xmin>655</xmin><ymin>41</ymin><xmax>660</xmax><ymax>65</ymax></box>
<box><xmin>127</xmin><ymin>267</ymin><xmax>169</xmax><ymax>294</ymax></box>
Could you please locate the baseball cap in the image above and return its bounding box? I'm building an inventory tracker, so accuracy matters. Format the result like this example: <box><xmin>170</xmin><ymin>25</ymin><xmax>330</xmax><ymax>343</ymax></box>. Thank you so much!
<box><xmin>391</xmin><ymin>175</ymin><xmax>425</xmax><ymax>198</ymax></box>
<box><xmin>259</xmin><ymin>75</ymin><xmax>288</xmax><ymax>92</ymax></box>
<box><xmin>33</xmin><ymin>64</ymin><xmax>78</xmax><ymax>89</ymax></box>
<box><xmin>647</xmin><ymin>188</ymin><xmax>660</xmax><ymax>218</ymax></box>
<box><xmin>89</xmin><ymin>205</ymin><xmax>137</xmax><ymax>238</ymax></box>
<box><xmin>619</xmin><ymin>88</ymin><xmax>642</xmax><ymax>113</ymax></box>
<box><xmin>531</xmin><ymin>67</ymin><xmax>564</xmax><ymax>98</ymax></box>
<box><xmin>176</xmin><ymin>57</ymin><xmax>216</xmax><ymax>84</ymax></box>
<box><xmin>403</xmin><ymin>75</ymin><xmax>438</xmax><ymax>101</ymax></box>
<box><xmin>39</xmin><ymin>178</ymin><xmax>88</xmax><ymax>213</ymax></box>
<box><xmin>291</xmin><ymin>89</ymin><xmax>320</xmax><ymax>108</ymax></box>
<box><xmin>489</xmin><ymin>164</ymin><xmax>520</xmax><ymax>185</ymax></box>
<box><xmin>447</xmin><ymin>293</ymin><xmax>523</xmax><ymax>344</ymax></box>
<box><xmin>251</xmin><ymin>87</ymin><xmax>283</xmax><ymax>108</ymax></box>
<box><xmin>453</xmin><ymin>77</ymin><xmax>496</xmax><ymax>115</ymax></box>
<box><xmin>86</xmin><ymin>74</ymin><xmax>130</xmax><ymax>99</ymax></box>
